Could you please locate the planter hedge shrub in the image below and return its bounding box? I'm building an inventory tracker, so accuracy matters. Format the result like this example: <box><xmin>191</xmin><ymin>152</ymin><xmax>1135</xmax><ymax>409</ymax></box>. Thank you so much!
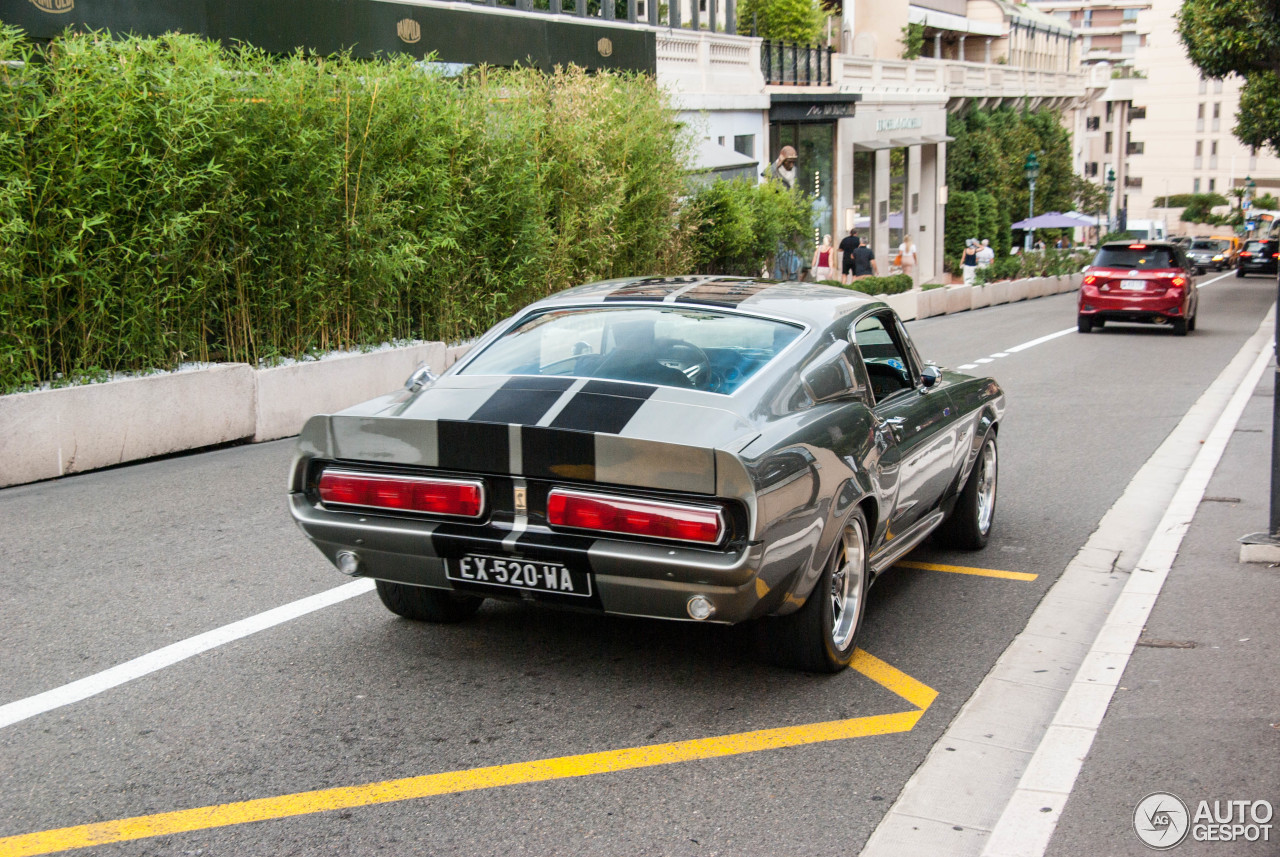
<box><xmin>0</xmin><ymin>29</ymin><xmax>693</xmax><ymax>393</ymax></box>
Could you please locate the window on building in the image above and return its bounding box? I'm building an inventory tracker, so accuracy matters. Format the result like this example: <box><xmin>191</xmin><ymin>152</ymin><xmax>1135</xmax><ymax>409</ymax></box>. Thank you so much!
<box><xmin>1199</xmin><ymin>77</ymin><xmax>1207</xmax><ymax>95</ymax></box>
<box><xmin>1125</xmin><ymin>176</ymin><xmax>1143</xmax><ymax>189</ymax></box>
<box><xmin>1213</xmin><ymin>103</ymin><xmax>1221</xmax><ymax>119</ymax></box>
<box><xmin>1194</xmin><ymin>178</ymin><xmax>1201</xmax><ymax>193</ymax></box>
<box><xmin>1214</xmin><ymin>79</ymin><xmax>1224</xmax><ymax>94</ymax></box>
<box><xmin>1105</xmin><ymin>132</ymin><xmax>1113</xmax><ymax>154</ymax></box>
<box><xmin>1123</xmin><ymin>7</ymin><xmax>1139</xmax><ymax>20</ymax></box>
<box><xmin>733</xmin><ymin>134</ymin><xmax>755</xmax><ymax>158</ymax></box>
<box><xmin>1197</xmin><ymin>104</ymin><xmax>1205</xmax><ymax>119</ymax></box>
<box><xmin>1195</xmin><ymin>141</ymin><xmax>1203</xmax><ymax>156</ymax></box>
<box><xmin>1210</xmin><ymin>141</ymin><xmax>1218</xmax><ymax>156</ymax></box>
<box><xmin>1083</xmin><ymin>9</ymin><xmax>1092</xmax><ymax>24</ymax></box>
<box><xmin>1085</xmin><ymin>162</ymin><xmax>1099</xmax><ymax>177</ymax></box>
<box><xmin>1209</xmin><ymin>178</ymin><xmax>1216</xmax><ymax>192</ymax></box>
<box><xmin>1127</xmin><ymin>141</ymin><xmax>1145</xmax><ymax>155</ymax></box>
<box><xmin>1130</xmin><ymin>106</ymin><xmax>1146</xmax><ymax>120</ymax></box>
<box><xmin>1106</xmin><ymin>102</ymin><xmax>1114</xmax><ymax>122</ymax></box>
<box><xmin>1086</xmin><ymin>116</ymin><xmax>1101</xmax><ymax>131</ymax></box>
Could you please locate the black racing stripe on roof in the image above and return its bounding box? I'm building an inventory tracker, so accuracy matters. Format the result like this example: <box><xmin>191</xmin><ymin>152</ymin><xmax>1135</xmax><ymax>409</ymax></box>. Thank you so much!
<box><xmin>467</xmin><ymin>376</ymin><xmax>575</xmax><ymax>425</ymax></box>
<box><xmin>521</xmin><ymin>426</ymin><xmax>596</xmax><ymax>481</ymax></box>
<box><xmin>673</xmin><ymin>280</ymin><xmax>772</xmax><ymax>307</ymax></box>
<box><xmin>549</xmin><ymin>381</ymin><xmax>656</xmax><ymax>434</ymax></box>
<box><xmin>438</xmin><ymin>420</ymin><xmax>509</xmax><ymax>473</ymax></box>
<box><xmin>601</xmin><ymin>277</ymin><xmax>702</xmax><ymax>302</ymax></box>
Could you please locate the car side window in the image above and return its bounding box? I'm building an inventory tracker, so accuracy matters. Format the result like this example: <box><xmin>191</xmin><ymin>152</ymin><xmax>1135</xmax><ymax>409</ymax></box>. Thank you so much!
<box><xmin>852</xmin><ymin>313</ymin><xmax>914</xmax><ymax>403</ymax></box>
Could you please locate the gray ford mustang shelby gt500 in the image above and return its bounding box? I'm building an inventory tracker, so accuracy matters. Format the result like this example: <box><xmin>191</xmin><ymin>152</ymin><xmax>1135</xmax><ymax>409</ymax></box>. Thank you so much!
<box><xmin>289</xmin><ymin>276</ymin><xmax>1005</xmax><ymax>672</ymax></box>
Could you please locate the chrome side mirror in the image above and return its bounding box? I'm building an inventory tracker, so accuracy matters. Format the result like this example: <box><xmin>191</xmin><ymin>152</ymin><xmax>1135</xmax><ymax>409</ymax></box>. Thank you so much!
<box><xmin>404</xmin><ymin>363</ymin><xmax>438</xmax><ymax>392</ymax></box>
<box><xmin>920</xmin><ymin>364</ymin><xmax>942</xmax><ymax>388</ymax></box>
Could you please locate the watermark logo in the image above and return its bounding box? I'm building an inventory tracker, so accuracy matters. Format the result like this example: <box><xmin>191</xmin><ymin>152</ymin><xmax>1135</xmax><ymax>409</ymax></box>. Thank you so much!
<box><xmin>1134</xmin><ymin>792</ymin><xmax>1190</xmax><ymax>850</ymax></box>
<box><xmin>1135</xmin><ymin>794</ymin><xmax>1274</xmax><ymax>849</ymax></box>
<box><xmin>396</xmin><ymin>18</ymin><xmax>421</xmax><ymax>44</ymax></box>
<box><xmin>597</xmin><ymin>37</ymin><xmax>613</xmax><ymax>58</ymax></box>
<box><xmin>29</xmin><ymin>0</ymin><xmax>74</xmax><ymax>13</ymax></box>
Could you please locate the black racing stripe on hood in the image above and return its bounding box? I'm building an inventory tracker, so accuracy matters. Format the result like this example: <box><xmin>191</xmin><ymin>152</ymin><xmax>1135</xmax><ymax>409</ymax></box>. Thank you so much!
<box><xmin>674</xmin><ymin>280</ymin><xmax>772</xmax><ymax>307</ymax></box>
<box><xmin>438</xmin><ymin>420</ymin><xmax>509</xmax><ymax>473</ymax></box>
<box><xmin>467</xmin><ymin>376</ymin><xmax>575</xmax><ymax>425</ymax></box>
<box><xmin>549</xmin><ymin>380</ymin><xmax>657</xmax><ymax>434</ymax></box>
<box><xmin>522</xmin><ymin>426</ymin><xmax>595</xmax><ymax>481</ymax></box>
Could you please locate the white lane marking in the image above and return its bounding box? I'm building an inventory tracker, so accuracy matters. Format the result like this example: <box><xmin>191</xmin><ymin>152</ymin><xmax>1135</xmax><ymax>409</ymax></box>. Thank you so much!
<box><xmin>958</xmin><ymin>364</ymin><xmax>978</xmax><ymax>370</ymax></box>
<box><xmin>1005</xmin><ymin>327</ymin><xmax>1075</xmax><ymax>353</ymax></box>
<box><xmin>0</xmin><ymin>579</ymin><xmax>376</xmax><ymax>730</ymax></box>
<box><xmin>990</xmin><ymin>352</ymin><xmax>1010</xmax><ymax>358</ymax></box>
<box><xmin>982</xmin><ymin>331</ymin><xmax>1275</xmax><ymax>857</ymax></box>
<box><xmin>974</xmin><ymin>358</ymin><xmax>994</xmax><ymax>364</ymax></box>
<box><xmin>1197</xmin><ymin>269</ymin><xmax>1235</xmax><ymax>288</ymax></box>
<box><xmin>862</xmin><ymin>308</ymin><xmax>1276</xmax><ymax>857</ymax></box>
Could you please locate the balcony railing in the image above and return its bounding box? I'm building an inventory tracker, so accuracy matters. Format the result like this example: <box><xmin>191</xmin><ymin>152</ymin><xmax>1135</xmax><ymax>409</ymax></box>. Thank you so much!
<box><xmin>761</xmin><ymin>41</ymin><xmax>834</xmax><ymax>86</ymax></box>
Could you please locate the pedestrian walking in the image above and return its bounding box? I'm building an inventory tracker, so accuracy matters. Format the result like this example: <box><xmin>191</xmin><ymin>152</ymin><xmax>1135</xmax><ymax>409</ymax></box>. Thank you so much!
<box><xmin>962</xmin><ymin>238</ymin><xmax>980</xmax><ymax>285</ymax></box>
<box><xmin>897</xmin><ymin>235</ymin><xmax>918</xmax><ymax>283</ymax></box>
<box><xmin>839</xmin><ymin>228</ymin><xmax>861</xmax><ymax>285</ymax></box>
<box><xmin>811</xmin><ymin>234</ymin><xmax>835</xmax><ymax>282</ymax></box>
<box><xmin>851</xmin><ymin>242</ymin><xmax>878</xmax><ymax>281</ymax></box>
<box><xmin>977</xmin><ymin>239</ymin><xmax>995</xmax><ymax>268</ymax></box>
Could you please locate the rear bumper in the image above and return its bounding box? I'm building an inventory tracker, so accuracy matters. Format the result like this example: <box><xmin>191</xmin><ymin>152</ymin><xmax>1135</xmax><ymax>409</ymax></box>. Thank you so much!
<box><xmin>289</xmin><ymin>493</ymin><xmax>773</xmax><ymax>624</ymax></box>
<box><xmin>1079</xmin><ymin>290</ymin><xmax>1188</xmax><ymax>320</ymax></box>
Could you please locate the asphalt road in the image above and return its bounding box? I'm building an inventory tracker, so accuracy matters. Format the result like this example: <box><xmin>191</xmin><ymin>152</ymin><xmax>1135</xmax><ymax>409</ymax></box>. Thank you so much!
<box><xmin>1</xmin><ymin>272</ymin><xmax>1275</xmax><ymax>857</ymax></box>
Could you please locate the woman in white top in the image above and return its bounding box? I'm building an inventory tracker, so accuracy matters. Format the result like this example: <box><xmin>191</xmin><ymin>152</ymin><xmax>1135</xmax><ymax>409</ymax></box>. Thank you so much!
<box><xmin>811</xmin><ymin>234</ymin><xmax>835</xmax><ymax>282</ymax></box>
<box><xmin>898</xmin><ymin>236</ymin><xmax>918</xmax><ymax>282</ymax></box>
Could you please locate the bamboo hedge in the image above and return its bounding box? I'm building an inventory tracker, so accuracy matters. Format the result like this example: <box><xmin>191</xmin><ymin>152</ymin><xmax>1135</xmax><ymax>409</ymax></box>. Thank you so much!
<box><xmin>0</xmin><ymin>28</ymin><xmax>696</xmax><ymax>393</ymax></box>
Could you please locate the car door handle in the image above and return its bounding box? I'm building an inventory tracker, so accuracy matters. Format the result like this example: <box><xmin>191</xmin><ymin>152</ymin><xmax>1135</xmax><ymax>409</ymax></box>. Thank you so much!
<box><xmin>882</xmin><ymin>416</ymin><xmax>907</xmax><ymax>439</ymax></box>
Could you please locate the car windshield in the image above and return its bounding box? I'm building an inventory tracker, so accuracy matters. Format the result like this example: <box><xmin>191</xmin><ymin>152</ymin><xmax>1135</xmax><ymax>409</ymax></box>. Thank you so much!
<box><xmin>1244</xmin><ymin>241</ymin><xmax>1269</xmax><ymax>253</ymax></box>
<box><xmin>1190</xmin><ymin>240</ymin><xmax>1223</xmax><ymax>251</ymax></box>
<box><xmin>459</xmin><ymin>306</ymin><xmax>803</xmax><ymax>394</ymax></box>
<box><xmin>1092</xmin><ymin>246</ymin><xmax>1176</xmax><ymax>269</ymax></box>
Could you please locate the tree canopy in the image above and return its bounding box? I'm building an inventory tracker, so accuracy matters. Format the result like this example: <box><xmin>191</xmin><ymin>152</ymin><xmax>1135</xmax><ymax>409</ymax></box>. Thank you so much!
<box><xmin>737</xmin><ymin>0</ymin><xmax>824</xmax><ymax>43</ymax></box>
<box><xmin>1177</xmin><ymin>0</ymin><xmax>1280</xmax><ymax>152</ymax></box>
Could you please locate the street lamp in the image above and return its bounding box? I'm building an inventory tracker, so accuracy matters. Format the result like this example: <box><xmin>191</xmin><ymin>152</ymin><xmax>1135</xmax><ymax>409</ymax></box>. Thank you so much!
<box><xmin>1024</xmin><ymin>151</ymin><xmax>1040</xmax><ymax>252</ymax></box>
<box><xmin>1104</xmin><ymin>167</ymin><xmax>1116</xmax><ymax>238</ymax></box>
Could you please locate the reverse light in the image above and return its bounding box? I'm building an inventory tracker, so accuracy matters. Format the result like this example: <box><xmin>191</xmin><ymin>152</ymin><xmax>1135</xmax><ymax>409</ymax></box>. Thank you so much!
<box><xmin>318</xmin><ymin>470</ymin><xmax>485</xmax><ymax>518</ymax></box>
<box><xmin>547</xmin><ymin>488</ymin><xmax>724</xmax><ymax>545</ymax></box>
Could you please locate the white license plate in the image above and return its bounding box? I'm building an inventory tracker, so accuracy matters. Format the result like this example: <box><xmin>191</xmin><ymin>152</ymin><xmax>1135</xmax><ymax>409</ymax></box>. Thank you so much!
<box><xmin>447</xmin><ymin>554</ymin><xmax>591</xmax><ymax>597</ymax></box>
<box><xmin>1120</xmin><ymin>280</ymin><xmax>1147</xmax><ymax>290</ymax></box>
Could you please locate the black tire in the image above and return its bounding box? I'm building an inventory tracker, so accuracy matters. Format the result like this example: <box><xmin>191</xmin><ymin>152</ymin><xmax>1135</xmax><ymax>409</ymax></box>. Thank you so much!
<box><xmin>1077</xmin><ymin>315</ymin><xmax>1093</xmax><ymax>334</ymax></box>
<box><xmin>936</xmin><ymin>434</ymin><xmax>998</xmax><ymax>550</ymax></box>
<box><xmin>758</xmin><ymin>510</ymin><xmax>869</xmax><ymax>673</ymax></box>
<box><xmin>1237</xmin><ymin>268</ymin><xmax>1245</xmax><ymax>278</ymax></box>
<box><xmin>1172</xmin><ymin>317</ymin><xmax>1188</xmax><ymax>336</ymax></box>
<box><xmin>1094</xmin><ymin>318</ymin><xmax>1106</xmax><ymax>328</ymax></box>
<box><xmin>375</xmin><ymin>580</ymin><xmax>484</xmax><ymax>622</ymax></box>
<box><xmin>1188</xmin><ymin>313</ymin><xmax>1197</xmax><ymax>332</ymax></box>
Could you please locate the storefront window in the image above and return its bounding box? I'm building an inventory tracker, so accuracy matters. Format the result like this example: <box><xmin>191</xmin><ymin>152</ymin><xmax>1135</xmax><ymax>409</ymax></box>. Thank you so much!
<box><xmin>852</xmin><ymin>150</ymin><xmax>874</xmax><ymax>238</ymax></box>
<box><xmin>771</xmin><ymin>123</ymin><xmax>836</xmax><ymax>245</ymax></box>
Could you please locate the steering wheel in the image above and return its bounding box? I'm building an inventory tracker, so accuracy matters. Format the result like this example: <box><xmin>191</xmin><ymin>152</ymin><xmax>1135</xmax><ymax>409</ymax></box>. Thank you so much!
<box><xmin>655</xmin><ymin>339</ymin><xmax>713</xmax><ymax>389</ymax></box>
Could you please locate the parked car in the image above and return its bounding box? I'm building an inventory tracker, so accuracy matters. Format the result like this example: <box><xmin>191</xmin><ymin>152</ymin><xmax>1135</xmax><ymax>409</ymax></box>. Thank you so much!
<box><xmin>1078</xmin><ymin>241</ymin><xmax>1200</xmax><ymax>335</ymax></box>
<box><xmin>1187</xmin><ymin>238</ymin><xmax>1232</xmax><ymax>272</ymax></box>
<box><xmin>289</xmin><ymin>277</ymin><xmax>1005</xmax><ymax>673</ymax></box>
<box><xmin>1235</xmin><ymin>238</ymin><xmax>1279</xmax><ymax>277</ymax></box>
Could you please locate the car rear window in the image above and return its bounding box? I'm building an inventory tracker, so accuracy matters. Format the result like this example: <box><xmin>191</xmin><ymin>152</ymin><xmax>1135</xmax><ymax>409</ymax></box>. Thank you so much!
<box><xmin>1189</xmin><ymin>240</ymin><xmax>1222</xmax><ymax>251</ymax></box>
<box><xmin>1244</xmin><ymin>241</ymin><xmax>1271</xmax><ymax>253</ymax></box>
<box><xmin>1091</xmin><ymin>247</ymin><xmax>1175</xmax><ymax>269</ymax></box>
<box><xmin>459</xmin><ymin>306</ymin><xmax>803</xmax><ymax>394</ymax></box>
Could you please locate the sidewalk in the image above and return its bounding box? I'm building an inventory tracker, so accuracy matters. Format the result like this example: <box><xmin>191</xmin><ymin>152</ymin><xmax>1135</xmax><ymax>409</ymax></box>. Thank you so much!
<box><xmin>1046</xmin><ymin>366</ymin><xmax>1280</xmax><ymax>855</ymax></box>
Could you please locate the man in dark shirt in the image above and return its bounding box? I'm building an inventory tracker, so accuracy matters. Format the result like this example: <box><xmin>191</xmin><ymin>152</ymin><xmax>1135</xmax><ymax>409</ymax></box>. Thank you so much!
<box><xmin>838</xmin><ymin>228</ymin><xmax>861</xmax><ymax>284</ymax></box>
<box><xmin>852</xmin><ymin>243</ymin><xmax>877</xmax><ymax>279</ymax></box>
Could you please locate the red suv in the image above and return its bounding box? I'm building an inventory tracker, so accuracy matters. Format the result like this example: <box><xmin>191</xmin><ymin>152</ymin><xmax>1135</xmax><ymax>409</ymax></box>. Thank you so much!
<box><xmin>1078</xmin><ymin>241</ymin><xmax>1199</xmax><ymax>336</ymax></box>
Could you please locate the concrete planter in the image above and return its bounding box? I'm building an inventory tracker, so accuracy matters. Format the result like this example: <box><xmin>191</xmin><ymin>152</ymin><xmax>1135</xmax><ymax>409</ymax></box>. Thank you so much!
<box><xmin>1</xmin><ymin>365</ymin><xmax>256</xmax><ymax>488</ymax></box>
<box><xmin>971</xmin><ymin>283</ymin><xmax>992</xmax><ymax>310</ymax></box>
<box><xmin>2</xmin><ymin>341</ymin><xmax>466</xmax><ymax>488</ymax></box>
<box><xmin>916</xmin><ymin>287</ymin><xmax>949</xmax><ymax>318</ymax></box>
<box><xmin>255</xmin><ymin>342</ymin><xmax>448</xmax><ymax>442</ymax></box>
<box><xmin>944</xmin><ymin>284</ymin><xmax>973</xmax><ymax>315</ymax></box>
<box><xmin>881</xmin><ymin>290</ymin><xmax>918</xmax><ymax>321</ymax></box>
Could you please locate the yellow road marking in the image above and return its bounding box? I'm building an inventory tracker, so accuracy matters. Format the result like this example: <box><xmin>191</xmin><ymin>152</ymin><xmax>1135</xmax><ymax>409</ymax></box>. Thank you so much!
<box><xmin>0</xmin><ymin>650</ymin><xmax>935</xmax><ymax>857</ymax></box>
<box><xmin>895</xmin><ymin>560</ymin><xmax>1037</xmax><ymax>582</ymax></box>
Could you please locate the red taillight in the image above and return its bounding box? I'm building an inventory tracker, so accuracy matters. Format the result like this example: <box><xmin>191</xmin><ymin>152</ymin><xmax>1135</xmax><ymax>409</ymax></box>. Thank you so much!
<box><xmin>1129</xmin><ymin>243</ymin><xmax>1148</xmax><ymax>249</ymax></box>
<box><xmin>547</xmin><ymin>489</ymin><xmax>724</xmax><ymax>545</ymax></box>
<box><xmin>1170</xmin><ymin>276</ymin><xmax>1187</xmax><ymax>288</ymax></box>
<box><xmin>1083</xmin><ymin>274</ymin><xmax>1098</xmax><ymax>286</ymax></box>
<box><xmin>318</xmin><ymin>470</ymin><xmax>484</xmax><ymax>518</ymax></box>
<box><xmin>1241</xmin><ymin>251</ymin><xmax>1253</xmax><ymax>258</ymax></box>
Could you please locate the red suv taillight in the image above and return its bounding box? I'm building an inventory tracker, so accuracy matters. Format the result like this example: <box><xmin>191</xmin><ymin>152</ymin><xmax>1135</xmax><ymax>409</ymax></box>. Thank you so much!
<box><xmin>547</xmin><ymin>488</ymin><xmax>725</xmax><ymax>545</ymax></box>
<box><xmin>1083</xmin><ymin>274</ymin><xmax>1099</xmax><ymax>286</ymax></box>
<box><xmin>318</xmin><ymin>470</ymin><xmax>485</xmax><ymax>518</ymax></box>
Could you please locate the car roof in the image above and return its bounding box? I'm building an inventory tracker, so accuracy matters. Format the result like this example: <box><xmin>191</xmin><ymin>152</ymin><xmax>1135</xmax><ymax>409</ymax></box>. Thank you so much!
<box><xmin>1099</xmin><ymin>240</ymin><xmax>1180</xmax><ymax>250</ymax></box>
<box><xmin>526</xmin><ymin>276</ymin><xmax>886</xmax><ymax>328</ymax></box>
